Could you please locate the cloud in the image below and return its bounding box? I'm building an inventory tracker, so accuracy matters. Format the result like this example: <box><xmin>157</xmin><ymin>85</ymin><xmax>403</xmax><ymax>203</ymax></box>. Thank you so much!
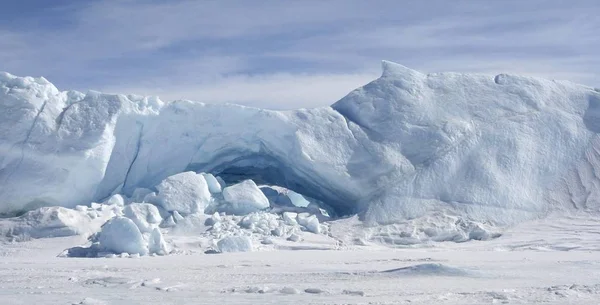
<box><xmin>0</xmin><ymin>0</ymin><xmax>598</xmax><ymax>109</ymax></box>
<box><xmin>102</xmin><ymin>72</ymin><xmax>378</xmax><ymax>110</ymax></box>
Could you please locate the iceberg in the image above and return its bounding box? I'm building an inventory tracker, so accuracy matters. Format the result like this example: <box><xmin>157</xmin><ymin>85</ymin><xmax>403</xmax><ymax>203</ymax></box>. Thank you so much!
<box><xmin>1</xmin><ymin>62</ymin><xmax>599</xmax><ymax>228</ymax></box>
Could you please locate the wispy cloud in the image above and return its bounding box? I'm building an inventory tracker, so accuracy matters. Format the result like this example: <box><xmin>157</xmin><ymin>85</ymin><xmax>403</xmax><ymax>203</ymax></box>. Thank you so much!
<box><xmin>104</xmin><ymin>72</ymin><xmax>378</xmax><ymax>110</ymax></box>
<box><xmin>1</xmin><ymin>0</ymin><xmax>598</xmax><ymax>108</ymax></box>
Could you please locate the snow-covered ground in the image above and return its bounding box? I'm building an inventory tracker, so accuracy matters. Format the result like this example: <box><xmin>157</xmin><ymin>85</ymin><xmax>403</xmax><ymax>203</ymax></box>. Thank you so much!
<box><xmin>1</xmin><ymin>214</ymin><xmax>599</xmax><ymax>305</ymax></box>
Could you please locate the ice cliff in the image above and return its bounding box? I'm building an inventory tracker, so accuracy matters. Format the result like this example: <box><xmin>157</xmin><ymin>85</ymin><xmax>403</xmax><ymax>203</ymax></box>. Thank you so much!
<box><xmin>1</xmin><ymin>61</ymin><xmax>599</xmax><ymax>225</ymax></box>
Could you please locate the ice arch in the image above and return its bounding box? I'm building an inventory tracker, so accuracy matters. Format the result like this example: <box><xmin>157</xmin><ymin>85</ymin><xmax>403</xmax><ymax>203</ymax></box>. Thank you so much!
<box><xmin>2</xmin><ymin>62</ymin><xmax>600</xmax><ymax>226</ymax></box>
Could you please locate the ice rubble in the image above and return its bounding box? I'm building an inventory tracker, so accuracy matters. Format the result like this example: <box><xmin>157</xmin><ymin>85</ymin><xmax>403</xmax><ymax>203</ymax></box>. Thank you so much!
<box><xmin>29</xmin><ymin>173</ymin><xmax>331</xmax><ymax>256</ymax></box>
<box><xmin>1</xmin><ymin>170</ymin><xmax>499</xmax><ymax>254</ymax></box>
<box><xmin>1</xmin><ymin>61</ymin><xmax>600</xmax><ymax>250</ymax></box>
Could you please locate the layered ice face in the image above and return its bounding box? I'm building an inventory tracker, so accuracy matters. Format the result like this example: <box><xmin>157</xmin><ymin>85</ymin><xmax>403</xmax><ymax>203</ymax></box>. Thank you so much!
<box><xmin>1</xmin><ymin>61</ymin><xmax>599</xmax><ymax>227</ymax></box>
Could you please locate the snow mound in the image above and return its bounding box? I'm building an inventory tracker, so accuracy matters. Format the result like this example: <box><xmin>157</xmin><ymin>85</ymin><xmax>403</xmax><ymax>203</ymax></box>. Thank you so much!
<box><xmin>217</xmin><ymin>236</ymin><xmax>253</xmax><ymax>253</ymax></box>
<box><xmin>382</xmin><ymin>263</ymin><xmax>471</xmax><ymax>276</ymax></box>
<box><xmin>1</xmin><ymin>61</ymin><xmax>599</xmax><ymax>233</ymax></box>
<box><xmin>364</xmin><ymin>212</ymin><xmax>501</xmax><ymax>245</ymax></box>
<box><xmin>0</xmin><ymin>205</ymin><xmax>117</xmax><ymax>241</ymax></box>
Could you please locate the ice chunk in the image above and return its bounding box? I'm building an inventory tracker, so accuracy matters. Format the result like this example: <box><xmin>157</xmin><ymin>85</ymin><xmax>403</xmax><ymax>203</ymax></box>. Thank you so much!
<box><xmin>171</xmin><ymin>213</ymin><xmax>209</xmax><ymax>234</ymax></box>
<box><xmin>97</xmin><ymin>217</ymin><xmax>148</xmax><ymax>255</ymax></box>
<box><xmin>239</xmin><ymin>212</ymin><xmax>280</xmax><ymax>234</ymax></box>
<box><xmin>271</xmin><ymin>226</ymin><xmax>284</xmax><ymax>236</ymax></box>
<box><xmin>172</xmin><ymin>211</ymin><xmax>184</xmax><ymax>222</ymax></box>
<box><xmin>287</xmin><ymin>190</ymin><xmax>310</xmax><ymax>208</ymax></box>
<box><xmin>202</xmin><ymin>173</ymin><xmax>222</xmax><ymax>193</ymax></box>
<box><xmin>304</xmin><ymin>288</ymin><xmax>325</xmax><ymax>294</ymax></box>
<box><xmin>211</xmin><ymin>212</ymin><xmax>222</xmax><ymax>222</ymax></box>
<box><xmin>148</xmin><ymin>227</ymin><xmax>170</xmax><ymax>255</ymax></box>
<box><xmin>150</xmin><ymin>172</ymin><xmax>212</xmax><ymax>215</ymax></box>
<box><xmin>216</xmin><ymin>236</ymin><xmax>253</xmax><ymax>253</ymax></box>
<box><xmin>219</xmin><ymin>180</ymin><xmax>269</xmax><ymax>215</ymax></box>
<box><xmin>160</xmin><ymin>215</ymin><xmax>176</xmax><ymax>228</ymax></box>
<box><xmin>103</xmin><ymin>194</ymin><xmax>126</xmax><ymax>207</ymax></box>
<box><xmin>123</xmin><ymin>203</ymin><xmax>162</xmax><ymax>233</ymax></box>
<box><xmin>216</xmin><ymin>176</ymin><xmax>227</xmax><ymax>188</ymax></box>
<box><xmin>204</xmin><ymin>212</ymin><xmax>222</xmax><ymax>226</ymax></box>
<box><xmin>282</xmin><ymin>212</ymin><xmax>298</xmax><ymax>226</ymax></box>
<box><xmin>298</xmin><ymin>214</ymin><xmax>320</xmax><ymax>234</ymax></box>
<box><xmin>280</xmin><ymin>287</ymin><xmax>300</xmax><ymax>294</ymax></box>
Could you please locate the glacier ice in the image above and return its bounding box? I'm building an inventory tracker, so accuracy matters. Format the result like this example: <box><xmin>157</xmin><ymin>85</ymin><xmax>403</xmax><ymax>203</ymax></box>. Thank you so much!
<box><xmin>1</xmin><ymin>61</ymin><xmax>600</xmax><ymax>230</ymax></box>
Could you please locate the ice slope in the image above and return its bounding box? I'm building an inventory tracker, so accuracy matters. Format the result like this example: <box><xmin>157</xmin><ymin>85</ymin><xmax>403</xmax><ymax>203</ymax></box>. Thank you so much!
<box><xmin>1</xmin><ymin>62</ymin><xmax>599</xmax><ymax>226</ymax></box>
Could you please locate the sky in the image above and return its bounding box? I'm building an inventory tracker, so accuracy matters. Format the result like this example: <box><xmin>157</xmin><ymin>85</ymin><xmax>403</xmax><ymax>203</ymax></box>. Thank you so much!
<box><xmin>1</xmin><ymin>0</ymin><xmax>598</xmax><ymax>109</ymax></box>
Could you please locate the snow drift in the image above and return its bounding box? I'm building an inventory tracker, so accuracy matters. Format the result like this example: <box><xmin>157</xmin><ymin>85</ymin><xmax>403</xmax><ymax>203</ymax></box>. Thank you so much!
<box><xmin>1</xmin><ymin>61</ymin><xmax>599</xmax><ymax>227</ymax></box>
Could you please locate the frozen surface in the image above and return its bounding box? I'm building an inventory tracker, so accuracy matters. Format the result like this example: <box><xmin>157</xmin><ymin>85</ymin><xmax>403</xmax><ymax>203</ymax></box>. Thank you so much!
<box><xmin>2</xmin><ymin>62</ymin><xmax>599</xmax><ymax>228</ymax></box>
<box><xmin>1</xmin><ymin>215</ymin><xmax>600</xmax><ymax>304</ymax></box>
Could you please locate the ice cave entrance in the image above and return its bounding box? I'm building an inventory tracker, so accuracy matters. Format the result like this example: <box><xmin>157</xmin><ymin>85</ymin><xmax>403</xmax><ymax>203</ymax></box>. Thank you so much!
<box><xmin>186</xmin><ymin>153</ymin><xmax>349</xmax><ymax>219</ymax></box>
